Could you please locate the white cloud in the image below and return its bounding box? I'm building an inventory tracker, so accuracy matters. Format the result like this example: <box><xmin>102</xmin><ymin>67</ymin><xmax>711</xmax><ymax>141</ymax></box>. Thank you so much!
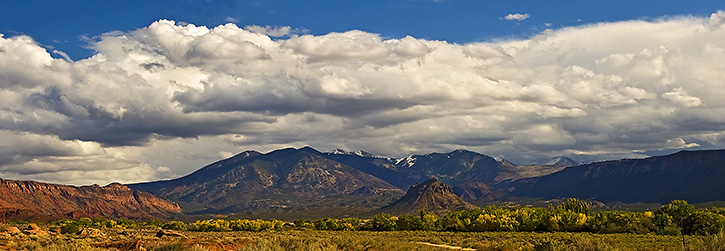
<box><xmin>663</xmin><ymin>87</ymin><xmax>702</xmax><ymax>107</ymax></box>
<box><xmin>2</xmin><ymin>12</ymin><xmax>725</xmax><ymax>184</ymax></box>
<box><xmin>504</xmin><ymin>13</ymin><xmax>530</xmax><ymax>21</ymax></box>
<box><xmin>244</xmin><ymin>25</ymin><xmax>293</xmax><ymax>37</ymax></box>
<box><xmin>705</xmin><ymin>10</ymin><xmax>725</xmax><ymax>29</ymax></box>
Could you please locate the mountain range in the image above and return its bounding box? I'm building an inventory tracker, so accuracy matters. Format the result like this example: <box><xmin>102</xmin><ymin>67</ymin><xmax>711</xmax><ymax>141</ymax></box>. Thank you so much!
<box><xmin>128</xmin><ymin>147</ymin><xmax>725</xmax><ymax>218</ymax></box>
<box><xmin>2</xmin><ymin>147</ymin><xmax>724</xmax><ymax>221</ymax></box>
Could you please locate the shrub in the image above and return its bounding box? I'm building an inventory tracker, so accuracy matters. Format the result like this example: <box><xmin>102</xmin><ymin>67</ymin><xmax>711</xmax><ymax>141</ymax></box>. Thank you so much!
<box><xmin>152</xmin><ymin>243</ymin><xmax>185</xmax><ymax>251</ymax></box>
<box><xmin>60</xmin><ymin>222</ymin><xmax>80</xmax><ymax>234</ymax></box>
<box><xmin>698</xmin><ymin>230</ymin><xmax>725</xmax><ymax>251</ymax></box>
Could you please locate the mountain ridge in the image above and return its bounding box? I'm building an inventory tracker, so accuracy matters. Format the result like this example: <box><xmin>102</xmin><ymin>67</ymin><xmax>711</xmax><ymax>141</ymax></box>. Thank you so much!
<box><xmin>512</xmin><ymin>149</ymin><xmax>725</xmax><ymax>203</ymax></box>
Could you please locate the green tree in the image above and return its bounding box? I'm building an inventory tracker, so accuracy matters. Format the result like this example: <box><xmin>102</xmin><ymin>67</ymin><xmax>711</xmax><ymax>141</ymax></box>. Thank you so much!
<box><xmin>682</xmin><ymin>211</ymin><xmax>725</xmax><ymax>235</ymax></box>
<box><xmin>338</xmin><ymin>218</ymin><xmax>360</xmax><ymax>231</ymax></box>
<box><xmin>396</xmin><ymin>214</ymin><xmax>422</xmax><ymax>230</ymax></box>
<box><xmin>440</xmin><ymin>212</ymin><xmax>465</xmax><ymax>231</ymax></box>
<box><xmin>162</xmin><ymin>221</ymin><xmax>187</xmax><ymax>231</ymax></box>
<box><xmin>421</xmin><ymin>212</ymin><xmax>439</xmax><ymax>231</ymax></box>
<box><xmin>513</xmin><ymin>207</ymin><xmax>548</xmax><ymax>232</ymax></box>
<box><xmin>658</xmin><ymin>200</ymin><xmax>695</xmax><ymax>226</ymax></box>
<box><xmin>370</xmin><ymin>213</ymin><xmax>397</xmax><ymax>231</ymax></box>
<box><xmin>560</xmin><ymin>198</ymin><xmax>590</xmax><ymax>215</ymax></box>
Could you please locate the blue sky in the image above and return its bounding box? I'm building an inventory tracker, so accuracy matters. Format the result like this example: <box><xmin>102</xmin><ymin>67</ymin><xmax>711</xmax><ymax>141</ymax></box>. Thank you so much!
<box><xmin>2</xmin><ymin>1</ymin><xmax>725</xmax><ymax>185</ymax></box>
<box><xmin>3</xmin><ymin>1</ymin><xmax>724</xmax><ymax>60</ymax></box>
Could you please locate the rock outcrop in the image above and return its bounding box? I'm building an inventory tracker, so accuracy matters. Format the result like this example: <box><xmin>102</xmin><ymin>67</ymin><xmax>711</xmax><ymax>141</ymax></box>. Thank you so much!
<box><xmin>380</xmin><ymin>178</ymin><xmax>476</xmax><ymax>216</ymax></box>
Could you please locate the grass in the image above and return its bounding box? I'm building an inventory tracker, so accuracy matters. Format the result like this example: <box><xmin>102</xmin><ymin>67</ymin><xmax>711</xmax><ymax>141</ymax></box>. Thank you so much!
<box><xmin>0</xmin><ymin>224</ymin><xmax>712</xmax><ymax>250</ymax></box>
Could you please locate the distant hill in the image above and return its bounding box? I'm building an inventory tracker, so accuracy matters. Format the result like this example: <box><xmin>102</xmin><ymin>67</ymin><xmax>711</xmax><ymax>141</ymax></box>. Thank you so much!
<box><xmin>379</xmin><ymin>178</ymin><xmax>476</xmax><ymax>216</ymax></box>
<box><xmin>0</xmin><ymin>179</ymin><xmax>180</xmax><ymax>222</ymax></box>
<box><xmin>513</xmin><ymin>150</ymin><xmax>725</xmax><ymax>203</ymax></box>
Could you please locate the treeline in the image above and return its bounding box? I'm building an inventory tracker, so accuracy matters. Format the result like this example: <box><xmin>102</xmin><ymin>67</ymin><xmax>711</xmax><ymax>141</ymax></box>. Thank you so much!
<box><xmin>312</xmin><ymin>199</ymin><xmax>725</xmax><ymax>235</ymax></box>
<box><xmin>29</xmin><ymin>199</ymin><xmax>725</xmax><ymax>236</ymax></box>
<box><xmin>41</xmin><ymin>218</ymin><xmax>284</xmax><ymax>233</ymax></box>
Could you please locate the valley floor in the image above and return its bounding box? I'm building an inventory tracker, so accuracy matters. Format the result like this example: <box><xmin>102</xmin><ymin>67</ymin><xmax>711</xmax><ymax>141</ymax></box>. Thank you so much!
<box><xmin>0</xmin><ymin>224</ymin><xmax>712</xmax><ymax>251</ymax></box>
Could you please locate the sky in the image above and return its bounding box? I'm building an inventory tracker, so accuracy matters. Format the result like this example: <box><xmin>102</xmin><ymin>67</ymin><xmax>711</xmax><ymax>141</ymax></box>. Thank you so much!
<box><xmin>1</xmin><ymin>1</ymin><xmax>725</xmax><ymax>185</ymax></box>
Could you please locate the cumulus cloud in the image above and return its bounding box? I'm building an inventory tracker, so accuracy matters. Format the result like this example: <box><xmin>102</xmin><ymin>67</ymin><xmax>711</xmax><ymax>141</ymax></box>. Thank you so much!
<box><xmin>705</xmin><ymin>10</ymin><xmax>725</xmax><ymax>29</ymax></box>
<box><xmin>504</xmin><ymin>13</ymin><xmax>530</xmax><ymax>21</ymax></box>
<box><xmin>2</xmin><ymin>12</ymin><xmax>725</xmax><ymax>185</ymax></box>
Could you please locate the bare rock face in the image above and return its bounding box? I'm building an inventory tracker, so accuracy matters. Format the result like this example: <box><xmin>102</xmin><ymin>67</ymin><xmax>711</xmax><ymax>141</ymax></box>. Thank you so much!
<box><xmin>380</xmin><ymin>178</ymin><xmax>476</xmax><ymax>216</ymax></box>
<box><xmin>0</xmin><ymin>178</ymin><xmax>181</xmax><ymax>222</ymax></box>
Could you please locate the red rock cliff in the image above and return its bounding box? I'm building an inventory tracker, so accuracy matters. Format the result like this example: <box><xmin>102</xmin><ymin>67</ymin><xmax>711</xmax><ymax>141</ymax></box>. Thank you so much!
<box><xmin>0</xmin><ymin>178</ymin><xmax>181</xmax><ymax>222</ymax></box>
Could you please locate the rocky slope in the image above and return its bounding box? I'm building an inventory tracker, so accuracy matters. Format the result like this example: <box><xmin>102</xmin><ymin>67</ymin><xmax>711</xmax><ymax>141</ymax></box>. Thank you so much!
<box><xmin>0</xmin><ymin>179</ymin><xmax>181</xmax><ymax>221</ymax></box>
<box><xmin>380</xmin><ymin>178</ymin><xmax>476</xmax><ymax>216</ymax></box>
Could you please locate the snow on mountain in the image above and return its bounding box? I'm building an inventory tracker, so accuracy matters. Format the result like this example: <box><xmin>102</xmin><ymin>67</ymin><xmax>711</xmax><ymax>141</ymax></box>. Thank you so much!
<box><xmin>329</xmin><ymin>149</ymin><xmax>379</xmax><ymax>158</ymax></box>
<box><xmin>494</xmin><ymin>156</ymin><xmax>517</xmax><ymax>166</ymax></box>
<box><xmin>545</xmin><ymin>156</ymin><xmax>579</xmax><ymax>166</ymax></box>
<box><xmin>395</xmin><ymin>155</ymin><xmax>417</xmax><ymax>167</ymax></box>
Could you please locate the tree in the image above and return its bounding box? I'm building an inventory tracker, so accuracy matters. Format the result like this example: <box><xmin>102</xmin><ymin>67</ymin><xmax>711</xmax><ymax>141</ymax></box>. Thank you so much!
<box><xmin>682</xmin><ymin>211</ymin><xmax>725</xmax><ymax>235</ymax></box>
<box><xmin>162</xmin><ymin>221</ymin><xmax>187</xmax><ymax>231</ymax></box>
<box><xmin>370</xmin><ymin>213</ymin><xmax>398</xmax><ymax>231</ymax></box>
<box><xmin>655</xmin><ymin>200</ymin><xmax>697</xmax><ymax>236</ymax></box>
<box><xmin>421</xmin><ymin>212</ymin><xmax>439</xmax><ymax>231</ymax></box>
<box><xmin>396</xmin><ymin>214</ymin><xmax>422</xmax><ymax>230</ymax></box>
<box><xmin>659</xmin><ymin>200</ymin><xmax>695</xmax><ymax>224</ymax></box>
<box><xmin>560</xmin><ymin>198</ymin><xmax>589</xmax><ymax>215</ymax></box>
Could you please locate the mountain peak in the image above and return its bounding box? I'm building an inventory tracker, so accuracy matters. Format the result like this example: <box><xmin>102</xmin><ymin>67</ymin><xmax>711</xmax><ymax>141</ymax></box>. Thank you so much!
<box><xmin>545</xmin><ymin>156</ymin><xmax>579</xmax><ymax>166</ymax></box>
<box><xmin>380</xmin><ymin>178</ymin><xmax>475</xmax><ymax>215</ymax></box>
<box><xmin>297</xmin><ymin>146</ymin><xmax>321</xmax><ymax>154</ymax></box>
<box><xmin>494</xmin><ymin>156</ymin><xmax>517</xmax><ymax>167</ymax></box>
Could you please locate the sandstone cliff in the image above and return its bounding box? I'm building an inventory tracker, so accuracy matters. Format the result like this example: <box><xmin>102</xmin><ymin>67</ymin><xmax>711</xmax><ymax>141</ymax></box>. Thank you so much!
<box><xmin>0</xmin><ymin>178</ymin><xmax>181</xmax><ymax>222</ymax></box>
